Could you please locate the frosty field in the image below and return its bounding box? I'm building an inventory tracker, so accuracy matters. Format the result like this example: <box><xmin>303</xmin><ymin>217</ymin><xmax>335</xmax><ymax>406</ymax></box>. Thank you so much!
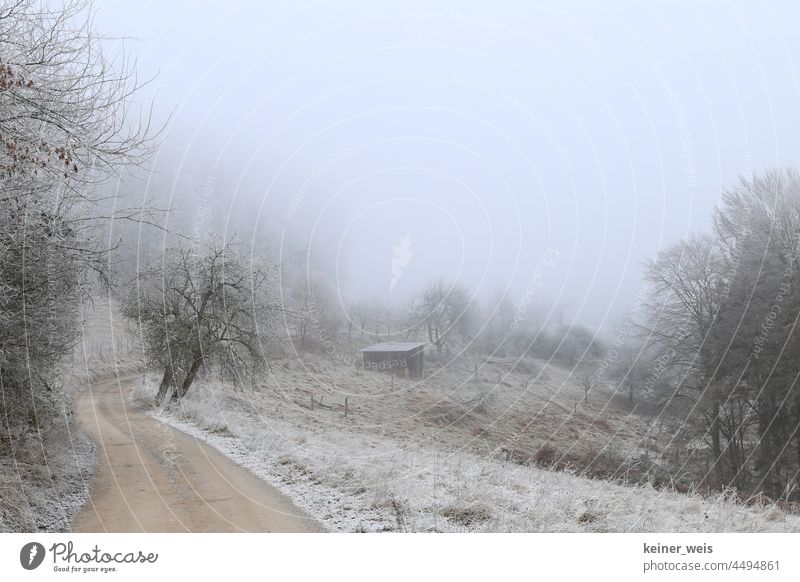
<box><xmin>129</xmin><ymin>355</ymin><xmax>800</xmax><ymax>533</ymax></box>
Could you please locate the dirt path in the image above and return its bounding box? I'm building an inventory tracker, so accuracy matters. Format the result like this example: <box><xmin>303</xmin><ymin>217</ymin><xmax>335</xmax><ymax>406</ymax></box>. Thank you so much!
<box><xmin>72</xmin><ymin>375</ymin><xmax>323</xmax><ymax>532</ymax></box>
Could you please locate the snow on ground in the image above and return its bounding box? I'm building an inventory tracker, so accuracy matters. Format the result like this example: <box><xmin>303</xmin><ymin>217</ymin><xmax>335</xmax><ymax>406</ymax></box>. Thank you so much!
<box><xmin>133</xmin><ymin>370</ymin><xmax>800</xmax><ymax>533</ymax></box>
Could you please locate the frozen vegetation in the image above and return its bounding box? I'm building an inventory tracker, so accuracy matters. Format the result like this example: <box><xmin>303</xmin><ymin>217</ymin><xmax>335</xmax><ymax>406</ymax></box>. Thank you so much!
<box><xmin>131</xmin><ymin>362</ymin><xmax>800</xmax><ymax>533</ymax></box>
<box><xmin>0</xmin><ymin>300</ymin><xmax>141</xmax><ymax>532</ymax></box>
<box><xmin>0</xmin><ymin>422</ymin><xmax>94</xmax><ymax>533</ymax></box>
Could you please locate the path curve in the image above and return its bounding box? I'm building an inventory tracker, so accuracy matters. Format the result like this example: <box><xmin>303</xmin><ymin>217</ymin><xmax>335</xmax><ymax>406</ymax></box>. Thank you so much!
<box><xmin>72</xmin><ymin>374</ymin><xmax>323</xmax><ymax>532</ymax></box>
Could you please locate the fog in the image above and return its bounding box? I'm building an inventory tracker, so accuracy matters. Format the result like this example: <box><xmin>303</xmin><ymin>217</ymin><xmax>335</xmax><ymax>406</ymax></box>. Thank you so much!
<box><xmin>96</xmin><ymin>0</ymin><xmax>800</xmax><ymax>330</ymax></box>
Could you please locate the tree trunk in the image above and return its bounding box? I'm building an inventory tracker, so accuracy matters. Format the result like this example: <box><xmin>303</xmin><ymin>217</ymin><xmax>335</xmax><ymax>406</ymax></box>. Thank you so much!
<box><xmin>155</xmin><ymin>367</ymin><xmax>174</xmax><ymax>405</ymax></box>
<box><xmin>756</xmin><ymin>399</ymin><xmax>780</xmax><ymax>498</ymax></box>
<box><xmin>710</xmin><ymin>399</ymin><xmax>722</xmax><ymax>482</ymax></box>
<box><xmin>180</xmin><ymin>356</ymin><xmax>203</xmax><ymax>397</ymax></box>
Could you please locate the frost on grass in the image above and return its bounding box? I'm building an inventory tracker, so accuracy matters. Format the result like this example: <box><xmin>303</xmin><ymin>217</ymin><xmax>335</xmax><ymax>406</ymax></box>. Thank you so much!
<box><xmin>0</xmin><ymin>418</ymin><xmax>94</xmax><ymax>532</ymax></box>
<box><xmin>136</xmin><ymin>366</ymin><xmax>800</xmax><ymax>533</ymax></box>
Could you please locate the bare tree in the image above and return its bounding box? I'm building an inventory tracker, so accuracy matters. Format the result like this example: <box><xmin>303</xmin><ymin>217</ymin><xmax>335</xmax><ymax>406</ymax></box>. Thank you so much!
<box><xmin>640</xmin><ymin>233</ymin><xmax>731</xmax><ymax>481</ymax></box>
<box><xmin>1</xmin><ymin>0</ymin><xmax>154</xmax><ymax>440</ymax></box>
<box><xmin>640</xmin><ymin>233</ymin><xmax>724</xmax><ymax>379</ymax></box>
<box><xmin>410</xmin><ymin>280</ymin><xmax>472</xmax><ymax>355</ymax></box>
<box><xmin>123</xmin><ymin>240</ymin><xmax>278</xmax><ymax>404</ymax></box>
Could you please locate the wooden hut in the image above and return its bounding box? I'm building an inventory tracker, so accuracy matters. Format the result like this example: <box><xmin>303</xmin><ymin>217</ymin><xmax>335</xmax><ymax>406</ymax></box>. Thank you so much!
<box><xmin>359</xmin><ymin>342</ymin><xmax>426</xmax><ymax>379</ymax></box>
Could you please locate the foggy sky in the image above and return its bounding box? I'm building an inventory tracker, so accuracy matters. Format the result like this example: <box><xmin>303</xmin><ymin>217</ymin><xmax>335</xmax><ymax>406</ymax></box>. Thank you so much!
<box><xmin>96</xmin><ymin>0</ymin><xmax>800</xmax><ymax>330</ymax></box>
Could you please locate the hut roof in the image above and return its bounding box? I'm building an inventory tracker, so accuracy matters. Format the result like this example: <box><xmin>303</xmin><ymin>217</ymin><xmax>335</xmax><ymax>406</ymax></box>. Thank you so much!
<box><xmin>359</xmin><ymin>342</ymin><xmax>427</xmax><ymax>353</ymax></box>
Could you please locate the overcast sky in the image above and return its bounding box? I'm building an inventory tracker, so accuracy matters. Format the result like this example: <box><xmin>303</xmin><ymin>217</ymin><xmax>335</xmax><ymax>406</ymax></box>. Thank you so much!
<box><xmin>96</xmin><ymin>0</ymin><xmax>800</xmax><ymax>330</ymax></box>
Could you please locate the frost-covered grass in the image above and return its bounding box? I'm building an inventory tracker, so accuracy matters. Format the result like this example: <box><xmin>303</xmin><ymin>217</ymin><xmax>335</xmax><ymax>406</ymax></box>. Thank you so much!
<box><xmin>0</xmin><ymin>404</ymin><xmax>95</xmax><ymax>532</ymax></box>
<box><xmin>136</xmin><ymin>370</ymin><xmax>800</xmax><ymax>533</ymax></box>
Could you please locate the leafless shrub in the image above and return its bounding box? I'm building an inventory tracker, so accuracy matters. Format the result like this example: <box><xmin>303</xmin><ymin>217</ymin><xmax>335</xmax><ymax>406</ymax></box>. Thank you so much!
<box><xmin>389</xmin><ymin>494</ymin><xmax>409</xmax><ymax>532</ymax></box>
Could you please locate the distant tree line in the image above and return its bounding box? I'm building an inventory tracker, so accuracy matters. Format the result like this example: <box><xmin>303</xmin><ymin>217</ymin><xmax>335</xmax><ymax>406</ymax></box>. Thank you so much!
<box><xmin>281</xmin><ymin>272</ymin><xmax>604</xmax><ymax>367</ymax></box>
